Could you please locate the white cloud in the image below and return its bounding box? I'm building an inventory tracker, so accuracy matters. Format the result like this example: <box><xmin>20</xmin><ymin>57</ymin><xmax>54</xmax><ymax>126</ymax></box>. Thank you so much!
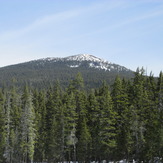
<box><xmin>0</xmin><ymin>0</ymin><xmax>125</xmax><ymax>42</ymax></box>
<box><xmin>0</xmin><ymin>10</ymin><xmax>80</xmax><ymax>41</ymax></box>
<box><xmin>79</xmin><ymin>3</ymin><xmax>163</xmax><ymax>38</ymax></box>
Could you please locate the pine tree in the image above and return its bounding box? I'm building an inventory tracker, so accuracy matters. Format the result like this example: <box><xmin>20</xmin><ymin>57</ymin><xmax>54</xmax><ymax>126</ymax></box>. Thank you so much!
<box><xmin>33</xmin><ymin>90</ymin><xmax>47</xmax><ymax>162</ymax></box>
<box><xmin>19</xmin><ymin>85</ymin><xmax>36</xmax><ymax>163</ymax></box>
<box><xmin>141</xmin><ymin>73</ymin><xmax>159</xmax><ymax>161</ymax></box>
<box><xmin>87</xmin><ymin>89</ymin><xmax>100</xmax><ymax>161</ymax></box>
<box><xmin>67</xmin><ymin>72</ymin><xmax>84</xmax><ymax>93</ymax></box>
<box><xmin>45</xmin><ymin>82</ymin><xmax>65</xmax><ymax>162</ymax></box>
<box><xmin>130</xmin><ymin>68</ymin><xmax>149</xmax><ymax>161</ymax></box>
<box><xmin>156</xmin><ymin>72</ymin><xmax>163</xmax><ymax>159</ymax></box>
<box><xmin>111</xmin><ymin>76</ymin><xmax>133</xmax><ymax>161</ymax></box>
<box><xmin>64</xmin><ymin>73</ymin><xmax>86</xmax><ymax>162</ymax></box>
<box><xmin>63</xmin><ymin>91</ymin><xmax>78</xmax><ymax>162</ymax></box>
<box><xmin>10</xmin><ymin>86</ymin><xmax>21</xmax><ymax>163</ymax></box>
<box><xmin>45</xmin><ymin>86</ymin><xmax>56</xmax><ymax>161</ymax></box>
<box><xmin>77</xmin><ymin>116</ymin><xmax>91</xmax><ymax>163</ymax></box>
<box><xmin>0</xmin><ymin>89</ymin><xmax>6</xmax><ymax>163</ymax></box>
<box><xmin>3</xmin><ymin>92</ymin><xmax>11</xmax><ymax>163</ymax></box>
<box><xmin>98</xmin><ymin>81</ymin><xmax>117</xmax><ymax>161</ymax></box>
<box><xmin>75</xmin><ymin>90</ymin><xmax>91</xmax><ymax>162</ymax></box>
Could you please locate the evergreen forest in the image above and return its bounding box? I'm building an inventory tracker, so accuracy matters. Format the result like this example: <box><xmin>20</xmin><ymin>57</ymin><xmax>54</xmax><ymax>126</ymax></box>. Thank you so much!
<box><xmin>0</xmin><ymin>68</ymin><xmax>163</xmax><ymax>163</ymax></box>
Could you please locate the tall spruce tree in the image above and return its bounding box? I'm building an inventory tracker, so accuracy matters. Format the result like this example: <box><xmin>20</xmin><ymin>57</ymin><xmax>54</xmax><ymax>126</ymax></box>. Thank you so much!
<box><xmin>111</xmin><ymin>76</ymin><xmax>133</xmax><ymax>161</ymax></box>
<box><xmin>0</xmin><ymin>89</ymin><xmax>5</xmax><ymax>163</ymax></box>
<box><xmin>87</xmin><ymin>89</ymin><xmax>100</xmax><ymax>161</ymax></box>
<box><xmin>77</xmin><ymin>116</ymin><xmax>91</xmax><ymax>163</ymax></box>
<box><xmin>19</xmin><ymin>85</ymin><xmax>35</xmax><ymax>163</ymax></box>
<box><xmin>63</xmin><ymin>91</ymin><xmax>78</xmax><ymax>162</ymax></box>
<box><xmin>45</xmin><ymin>82</ymin><xmax>64</xmax><ymax>162</ymax></box>
<box><xmin>98</xmin><ymin>81</ymin><xmax>117</xmax><ymax>161</ymax></box>
<box><xmin>130</xmin><ymin>68</ymin><xmax>149</xmax><ymax>161</ymax></box>
<box><xmin>3</xmin><ymin>92</ymin><xmax>11</xmax><ymax>163</ymax></box>
<box><xmin>141</xmin><ymin>74</ymin><xmax>159</xmax><ymax>161</ymax></box>
<box><xmin>76</xmin><ymin>91</ymin><xmax>91</xmax><ymax>163</ymax></box>
<box><xmin>33</xmin><ymin>90</ymin><xmax>47</xmax><ymax>162</ymax></box>
<box><xmin>10</xmin><ymin>86</ymin><xmax>21</xmax><ymax>163</ymax></box>
<box><xmin>65</xmin><ymin>72</ymin><xmax>85</xmax><ymax>162</ymax></box>
<box><xmin>157</xmin><ymin>72</ymin><xmax>163</xmax><ymax>159</ymax></box>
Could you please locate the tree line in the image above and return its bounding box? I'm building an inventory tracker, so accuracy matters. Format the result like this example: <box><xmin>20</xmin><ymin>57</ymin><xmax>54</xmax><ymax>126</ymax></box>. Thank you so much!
<box><xmin>0</xmin><ymin>69</ymin><xmax>163</xmax><ymax>163</ymax></box>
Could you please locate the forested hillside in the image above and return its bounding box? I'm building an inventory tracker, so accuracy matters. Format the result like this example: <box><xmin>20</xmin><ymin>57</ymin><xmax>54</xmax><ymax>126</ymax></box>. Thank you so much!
<box><xmin>0</xmin><ymin>54</ymin><xmax>134</xmax><ymax>89</ymax></box>
<box><xmin>0</xmin><ymin>68</ymin><xmax>163</xmax><ymax>163</ymax></box>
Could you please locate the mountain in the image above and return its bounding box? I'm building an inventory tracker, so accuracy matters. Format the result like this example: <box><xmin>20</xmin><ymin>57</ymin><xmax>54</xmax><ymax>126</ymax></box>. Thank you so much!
<box><xmin>0</xmin><ymin>54</ymin><xmax>134</xmax><ymax>89</ymax></box>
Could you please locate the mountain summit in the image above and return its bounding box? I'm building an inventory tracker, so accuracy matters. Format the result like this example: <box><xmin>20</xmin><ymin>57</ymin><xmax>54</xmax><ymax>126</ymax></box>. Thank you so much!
<box><xmin>38</xmin><ymin>54</ymin><xmax>105</xmax><ymax>62</ymax></box>
<box><xmin>0</xmin><ymin>54</ymin><xmax>134</xmax><ymax>88</ymax></box>
<box><xmin>32</xmin><ymin>54</ymin><xmax>130</xmax><ymax>72</ymax></box>
<box><xmin>65</xmin><ymin>54</ymin><xmax>106</xmax><ymax>62</ymax></box>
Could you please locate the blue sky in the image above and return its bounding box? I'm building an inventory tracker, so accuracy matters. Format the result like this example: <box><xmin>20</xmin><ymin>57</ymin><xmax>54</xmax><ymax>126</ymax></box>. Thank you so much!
<box><xmin>0</xmin><ymin>0</ymin><xmax>163</xmax><ymax>76</ymax></box>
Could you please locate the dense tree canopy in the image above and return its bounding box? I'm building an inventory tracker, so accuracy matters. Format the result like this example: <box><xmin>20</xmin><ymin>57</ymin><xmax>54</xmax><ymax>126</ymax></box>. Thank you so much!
<box><xmin>0</xmin><ymin>71</ymin><xmax>162</xmax><ymax>163</ymax></box>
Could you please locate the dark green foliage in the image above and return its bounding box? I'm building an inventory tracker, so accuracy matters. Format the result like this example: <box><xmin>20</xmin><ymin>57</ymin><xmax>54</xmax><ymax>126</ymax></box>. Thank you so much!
<box><xmin>77</xmin><ymin>117</ymin><xmax>91</xmax><ymax>162</ymax></box>
<box><xmin>0</xmin><ymin>70</ymin><xmax>162</xmax><ymax>162</ymax></box>
<box><xmin>97</xmin><ymin>82</ymin><xmax>117</xmax><ymax>160</ymax></box>
<box><xmin>0</xmin><ymin>58</ymin><xmax>134</xmax><ymax>89</ymax></box>
<box><xmin>87</xmin><ymin>89</ymin><xmax>100</xmax><ymax>161</ymax></box>
<box><xmin>0</xmin><ymin>89</ymin><xmax>5</xmax><ymax>162</ymax></box>
<box><xmin>112</xmin><ymin>76</ymin><xmax>133</xmax><ymax>160</ymax></box>
<box><xmin>19</xmin><ymin>85</ymin><xmax>35</xmax><ymax>163</ymax></box>
<box><xmin>33</xmin><ymin>90</ymin><xmax>47</xmax><ymax>162</ymax></box>
<box><xmin>157</xmin><ymin>72</ymin><xmax>163</xmax><ymax>159</ymax></box>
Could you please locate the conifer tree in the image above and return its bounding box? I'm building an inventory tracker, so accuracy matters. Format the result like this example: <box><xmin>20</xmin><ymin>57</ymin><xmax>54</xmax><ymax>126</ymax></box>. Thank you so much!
<box><xmin>130</xmin><ymin>68</ymin><xmax>149</xmax><ymax>161</ymax></box>
<box><xmin>33</xmin><ymin>90</ymin><xmax>47</xmax><ymax>162</ymax></box>
<box><xmin>63</xmin><ymin>91</ymin><xmax>78</xmax><ymax>162</ymax></box>
<box><xmin>140</xmin><ymin>74</ymin><xmax>159</xmax><ymax>161</ymax></box>
<box><xmin>98</xmin><ymin>82</ymin><xmax>117</xmax><ymax>160</ymax></box>
<box><xmin>111</xmin><ymin>76</ymin><xmax>133</xmax><ymax>160</ymax></box>
<box><xmin>0</xmin><ymin>89</ymin><xmax>6</xmax><ymax>163</ymax></box>
<box><xmin>10</xmin><ymin>86</ymin><xmax>21</xmax><ymax>163</ymax></box>
<box><xmin>45</xmin><ymin>82</ymin><xmax>65</xmax><ymax>162</ymax></box>
<box><xmin>156</xmin><ymin>72</ymin><xmax>163</xmax><ymax>159</ymax></box>
<box><xmin>64</xmin><ymin>73</ymin><xmax>86</xmax><ymax>162</ymax></box>
<box><xmin>68</xmin><ymin>72</ymin><xmax>84</xmax><ymax>93</ymax></box>
<box><xmin>77</xmin><ymin>116</ymin><xmax>91</xmax><ymax>163</ymax></box>
<box><xmin>3</xmin><ymin>92</ymin><xmax>12</xmax><ymax>163</ymax></box>
<box><xmin>19</xmin><ymin>85</ymin><xmax>35</xmax><ymax>163</ymax></box>
<box><xmin>75</xmin><ymin>90</ymin><xmax>91</xmax><ymax>162</ymax></box>
<box><xmin>87</xmin><ymin>89</ymin><xmax>100</xmax><ymax>161</ymax></box>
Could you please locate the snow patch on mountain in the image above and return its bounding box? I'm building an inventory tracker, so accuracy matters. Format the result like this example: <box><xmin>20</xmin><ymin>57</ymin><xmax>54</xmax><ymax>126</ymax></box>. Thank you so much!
<box><xmin>32</xmin><ymin>54</ymin><xmax>131</xmax><ymax>72</ymax></box>
<box><xmin>69</xmin><ymin>65</ymin><xmax>80</xmax><ymax>68</ymax></box>
<box><xmin>36</xmin><ymin>57</ymin><xmax>60</xmax><ymax>63</ymax></box>
<box><xmin>65</xmin><ymin>54</ymin><xmax>115</xmax><ymax>71</ymax></box>
<box><xmin>65</xmin><ymin>54</ymin><xmax>109</xmax><ymax>63</ymax></box>
<box><xmin>89</xmin><ymin>63</ymin><xmax>109</xmax><ymax>71</ymax></box>
<box><xmin>37</xmin><ymin>54</ymin><xmax>109</xmax><ymax>64</ymax></box>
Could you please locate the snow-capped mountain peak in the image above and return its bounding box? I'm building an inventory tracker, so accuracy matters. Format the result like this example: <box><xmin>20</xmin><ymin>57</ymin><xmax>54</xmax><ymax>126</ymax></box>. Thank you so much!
<box><xmin>64</xmin><ymin>54</ymin><xmax>107</xmax><ymax>63</ymax></box>
<box><xmin>33</xmin><ymin>54</ymin><xmax>130</xmax><ymax>72</ymax></box>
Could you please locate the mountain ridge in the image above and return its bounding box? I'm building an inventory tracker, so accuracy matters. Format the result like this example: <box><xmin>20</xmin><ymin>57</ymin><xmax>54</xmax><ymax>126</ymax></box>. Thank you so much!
<box><xmin>0</xmin><ymin>54</ymin><xmax>134</xmax><ymax>89</ymax></box>
<box><xmin>32</xmin><ymin>54</ymin><xmax>107</xmax><ymax>62</ymax></box>
<box><xmin>27</xmin><ymin>54</ymin><xmax>131</xmax><ymax>72</ymax></box>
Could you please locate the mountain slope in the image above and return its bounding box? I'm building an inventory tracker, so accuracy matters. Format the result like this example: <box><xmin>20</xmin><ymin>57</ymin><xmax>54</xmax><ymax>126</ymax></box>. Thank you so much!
<box><xmin>33</xmin><ymin>54</ymin><xmax>130</xmax><ymax>72</ymax></box>
<box><xmin>0</xmin><ymin>54</ymin><xmax>134</xmax><ymax>89</ymax></box>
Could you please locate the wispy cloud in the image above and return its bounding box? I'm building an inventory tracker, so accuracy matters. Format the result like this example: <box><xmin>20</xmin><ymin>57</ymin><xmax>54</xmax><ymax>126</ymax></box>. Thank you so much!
<box><xmin>0</xmin><ymin>2</ymin><xmax>122</xmax><ymax>41</ymax></box>
<box><xmin>78</xmin><ymin>3</ymin><xmax>163</xmax><ymax>38</ymax></box>
<box><xmin>1</xmin><ymin>0</ymin><xmax>162</xmax><ymax>43</ymax></box>
<box><xmin>0</xmin><ymin>0</ymin><xmax>125</xmax><ymax>42</ymax></box>
<box><xmin>111</xmin><ymin>9</ymin><xmax>163</xmax><ymax>29</ymax></box>
<box><xmin>0</xmin><ymin>10</ymin><xmax>81</xmax><ymax>41</ymax></box>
